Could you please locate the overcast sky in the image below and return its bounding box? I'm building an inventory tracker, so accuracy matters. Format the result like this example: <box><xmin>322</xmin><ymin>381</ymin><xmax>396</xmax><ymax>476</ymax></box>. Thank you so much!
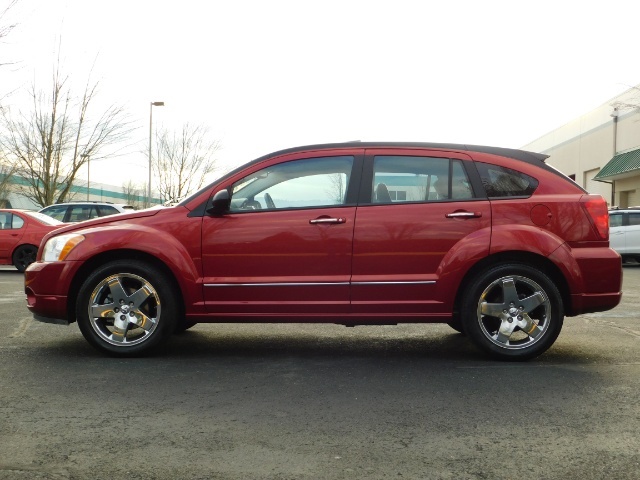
<box><xmin>3</xmin><ymin>0</ymin><xmax>640</xmax><ymax>188</ymax></box>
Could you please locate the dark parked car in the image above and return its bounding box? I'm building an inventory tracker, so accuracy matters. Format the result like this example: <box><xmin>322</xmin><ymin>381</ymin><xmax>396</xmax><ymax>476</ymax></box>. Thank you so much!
<box><xmin>0</xmin><ymin>209</ymin><xmax>63</xmax><ymax>271</ymax></box>
<box><xmin>25</xmin><ymin>142</ymin><xmax>622</xmax><ymax>360</ymax></box>
<box><xmin>39</xmin><ymin>202</ymin><xmax>135</xmax><ymax>223</ymax></box>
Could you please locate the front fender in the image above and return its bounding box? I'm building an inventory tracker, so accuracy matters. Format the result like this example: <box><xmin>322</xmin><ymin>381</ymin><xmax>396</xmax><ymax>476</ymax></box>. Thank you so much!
<box><xmin>64</xmin><ymin>218</ymin><xmax>203</xmax><ymax>309</ymax></box>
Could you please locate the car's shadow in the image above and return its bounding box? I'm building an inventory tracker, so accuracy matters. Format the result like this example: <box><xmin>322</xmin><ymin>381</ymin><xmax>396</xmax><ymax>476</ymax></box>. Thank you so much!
<box><xmin>36</xmin><ymin>323</ymin><xmax>598</xmax><ymax>366</ymax></box>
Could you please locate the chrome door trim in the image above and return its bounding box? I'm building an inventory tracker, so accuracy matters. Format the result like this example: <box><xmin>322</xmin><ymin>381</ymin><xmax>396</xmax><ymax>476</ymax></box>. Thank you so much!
<box><xmin>205</xmin><ymin>280</ymin><xmax>436</xmax><ymax>287</ymax></box>
<box><xmin>205</xmin><ymin>282</ymin><xmax>350</xmax><ymax>287</ymax></box>
<box><xmin>351</xmin><ymin>281</ymin><xmax>436</xmax><ymax>285</ymax></box>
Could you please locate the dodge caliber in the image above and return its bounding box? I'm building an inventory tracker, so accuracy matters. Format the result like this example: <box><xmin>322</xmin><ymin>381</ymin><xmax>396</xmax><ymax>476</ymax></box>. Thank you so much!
<box><xmin>24</xmin><ymin>143</ymin><xmax>622</xmax><ymax>360</ymax></box>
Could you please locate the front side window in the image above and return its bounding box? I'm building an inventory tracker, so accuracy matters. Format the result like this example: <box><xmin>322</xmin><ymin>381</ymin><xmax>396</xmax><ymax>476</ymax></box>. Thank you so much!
<box><xmin>476</xmin><ymin>162</ymin><xmax>538</xmax><ymax>198</ymax></box>
<box><xmin>230</xmin><ymin>156</ymin><xmax>354</xmax><ymax>212</ymax></box>
<box><xmin>372</xmin><ymin>156</ymin><xmax>473</xmax><ymax>203</ymax></box>
<box><xmin>609</xmin><ymin>213</ymin><xmax>623</xmax><ymax>228</ymax></box>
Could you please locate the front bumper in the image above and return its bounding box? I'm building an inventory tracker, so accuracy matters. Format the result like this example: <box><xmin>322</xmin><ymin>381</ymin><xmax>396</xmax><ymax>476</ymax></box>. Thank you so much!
<box><xmin>24</xmin><ymin>261</ymin><xmax>80</xmax><ymax>324</ymax></box>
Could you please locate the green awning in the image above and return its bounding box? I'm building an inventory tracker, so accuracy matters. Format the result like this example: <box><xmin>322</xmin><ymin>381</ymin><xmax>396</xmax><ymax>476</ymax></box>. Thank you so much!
<box><xmin>594</xmin><ymin>148</ymin><xmax>640</xmax><ymax>181</ymax></box>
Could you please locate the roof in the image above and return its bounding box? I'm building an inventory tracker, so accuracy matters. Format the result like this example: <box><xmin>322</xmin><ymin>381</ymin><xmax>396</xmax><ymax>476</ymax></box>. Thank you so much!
<box><xmin>254</xmin><ymin>142</ymin><xmax>550</xmax><ymax>165</ymax></box>
<box><xmin>594</xmin><ymin>148</ymin><xmax>640</xmax><ymax>181</ymax></box>
<box><xmin>179</xmin><ymin>141</ymin><xmax>558</xmax><ymax>209</ymax></box>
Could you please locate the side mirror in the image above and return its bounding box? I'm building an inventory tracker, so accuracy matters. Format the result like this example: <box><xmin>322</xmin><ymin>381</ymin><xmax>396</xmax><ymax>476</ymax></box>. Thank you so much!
<box><xmin>206</xmin><ymin>189</ymin><xmax>231</xmax><ymax>215</ymax></box>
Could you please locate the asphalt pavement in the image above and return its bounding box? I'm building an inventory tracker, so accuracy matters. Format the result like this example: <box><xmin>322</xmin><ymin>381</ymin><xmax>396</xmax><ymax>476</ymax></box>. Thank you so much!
<box><xmin>0</xmin><ymin>265</ymin><xmax>638</xmax><ymax>480</ymax></box>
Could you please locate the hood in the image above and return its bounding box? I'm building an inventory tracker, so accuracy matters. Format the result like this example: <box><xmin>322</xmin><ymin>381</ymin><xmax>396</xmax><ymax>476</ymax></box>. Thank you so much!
<box><xmin>40</xmin><ymin>206</ymin><xmax>170</xmax><ymax>240</ymax></box>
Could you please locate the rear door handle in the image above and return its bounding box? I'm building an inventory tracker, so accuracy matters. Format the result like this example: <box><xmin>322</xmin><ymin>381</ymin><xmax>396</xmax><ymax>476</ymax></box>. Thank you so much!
<box><xmin>445</xmin><ymin>211</ymin><xmax>482</xmax><ymax>218</ymax></box>
<box><xmin>309</xmin><ymin>217</ymin><xmax>346</xmax><ymax>225</ymax></box>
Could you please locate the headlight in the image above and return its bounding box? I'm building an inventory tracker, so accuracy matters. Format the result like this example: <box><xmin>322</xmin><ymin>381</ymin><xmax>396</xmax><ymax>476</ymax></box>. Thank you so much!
<box><xmin>42</xmin><ymin>234</ymin><xmax>85</xmax><ymax>262</ymax></box>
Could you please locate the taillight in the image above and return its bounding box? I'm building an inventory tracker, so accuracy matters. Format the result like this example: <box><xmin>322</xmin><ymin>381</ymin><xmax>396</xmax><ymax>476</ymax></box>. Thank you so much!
<box><xmin>581</xmin><ymin>195</ymin><xmax>609</xmax><ymax>240</ymax></box>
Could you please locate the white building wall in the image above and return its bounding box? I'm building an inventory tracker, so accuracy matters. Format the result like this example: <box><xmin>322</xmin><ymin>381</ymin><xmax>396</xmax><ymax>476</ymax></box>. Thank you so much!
<box><xmin>522</xmin><ymin>85</ymin><xmax>640</xmax><ymax>206</ymax></box>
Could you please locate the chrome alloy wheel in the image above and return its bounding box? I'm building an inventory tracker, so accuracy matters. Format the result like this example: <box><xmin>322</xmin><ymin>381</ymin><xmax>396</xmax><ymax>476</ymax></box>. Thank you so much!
<box><xmin>476</xmin><ymin>275</ymin><xmax>551</xmax><ymax>350</ymax></box>
<box><xmin>88</xmin><ymin>273</ymin><xmax>161</xmax><ymax>347</ymax></box>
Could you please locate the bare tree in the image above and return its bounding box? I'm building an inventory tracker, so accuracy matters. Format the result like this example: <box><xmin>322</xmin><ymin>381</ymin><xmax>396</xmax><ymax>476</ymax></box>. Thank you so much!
<box><xmin>0</xmin><ymin>60</ymin><xmax>135</xmax><ymax>207</ymax></box>
<box><xmin>0</xmin><ymin>1</ymin><xmax>19</xmax><ymax>106</ymax></box>
<box><xmin>0</xmin><ymin>157</ymin><xmax>17</xmax><ymax>206</ymax></box>
<box><xmin>153</xmin><ymin>123</ymin><xmax>220</xmax><ymax>204</ymax></box>
<box><xmin>326</xmin><ymin>173</ymin><xmax>345</xmax><ymax>203</ymax></box>
<box><xmin>122</xmin><ymin>180</ymin><xmax>146</xmax><ymax>209</ymax></box>
<box><xmin>0</xmin><ymin>1</ymin><xmax>18</xmax><ymax>60</ymax></box>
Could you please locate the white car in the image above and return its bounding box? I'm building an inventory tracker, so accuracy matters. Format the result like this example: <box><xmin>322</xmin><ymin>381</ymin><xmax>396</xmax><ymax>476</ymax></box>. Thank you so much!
<box><xmin>39</xmin><ymin>202</ymin><xmax>135</xmax><ymax>223</ymax></box>
<box><xmin>609</xmin><ymin>208</ymin><xmax>640</xmax><ymax>263</ymax></box>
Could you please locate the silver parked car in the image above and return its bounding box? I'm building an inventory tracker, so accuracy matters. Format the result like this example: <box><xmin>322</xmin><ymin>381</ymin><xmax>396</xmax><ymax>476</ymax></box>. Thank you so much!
<box><xmin>609</xmin><ymin>207</ymin><xmax>640</xmax><ymax>262</ymax></box>
<box><xmin>39</xmin><ymin>202</ymin><xmax>135</xmax><ymax>223</ymax></box>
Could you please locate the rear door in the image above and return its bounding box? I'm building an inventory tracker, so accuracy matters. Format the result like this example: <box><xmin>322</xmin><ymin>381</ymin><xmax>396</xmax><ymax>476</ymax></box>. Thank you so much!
<box><xmin>0</xmin><ymin>212</ymin><xmax>25</xmax><ymax>263</ymax></box>
<box><xmin>351</xmin><ymin>149</ymin><xmax>491</xmax><ymax>316</ymax></box>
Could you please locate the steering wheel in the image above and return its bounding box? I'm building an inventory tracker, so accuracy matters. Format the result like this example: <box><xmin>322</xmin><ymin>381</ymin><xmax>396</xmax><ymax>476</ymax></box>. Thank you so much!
<box><xmin>264</xmin><ymin>192</ymin><xmax>276</xmax><ymax>209</ymax></box>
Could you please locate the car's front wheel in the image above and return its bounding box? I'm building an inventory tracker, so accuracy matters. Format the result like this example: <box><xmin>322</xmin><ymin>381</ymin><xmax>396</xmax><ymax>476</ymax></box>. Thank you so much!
<box><xmin>461</xmin><ymin>264</ymin><xmax>564</xmax><ymax>361</ymax></box>
<box><xmin>76</xmin><ymin>260</ymin><xmax>179</xmax><ymax>356</ymax></box>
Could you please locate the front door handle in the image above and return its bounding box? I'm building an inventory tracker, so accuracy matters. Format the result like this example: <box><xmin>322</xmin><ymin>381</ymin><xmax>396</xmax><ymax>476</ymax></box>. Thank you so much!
<box><xmin>309</xmin><ymin>217</ymin><xmax>346</xmax><ymax>225</ymax></box>
<box><xmin>445</xmin><ymin>211</ymin><xmax>482</xmax><ymax>219</ymax></box>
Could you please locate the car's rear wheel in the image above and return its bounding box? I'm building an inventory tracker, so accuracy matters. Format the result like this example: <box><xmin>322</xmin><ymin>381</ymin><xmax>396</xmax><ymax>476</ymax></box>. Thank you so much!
<box><xmin>461</xmin><ymin>264</ymin><xmax>564</xmax><ymax>361</ymax></box>
<box><xmin>76</xmin><ymin>260</ymin><xmax>179</xmax><ymax>356</ymax></box>
<box><xmin>13</xmin><ymin>244</ymin><xmax>38</xmax><ymax>272</ymax></box>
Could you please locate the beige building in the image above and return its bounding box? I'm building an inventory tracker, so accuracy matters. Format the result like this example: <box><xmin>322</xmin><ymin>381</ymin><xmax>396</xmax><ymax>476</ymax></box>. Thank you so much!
<box><xmin>522</xmin><ymin>84</ymin><xmax>640</xmax><ymax>207</ymax></box>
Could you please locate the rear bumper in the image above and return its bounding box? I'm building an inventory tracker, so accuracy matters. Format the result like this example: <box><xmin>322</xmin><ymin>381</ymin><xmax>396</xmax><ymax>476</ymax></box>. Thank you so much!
<box><xmin>570</xmin><ymin>292</ymin><xmax>622</xmax><ymax>315</ymax></box>
<box><xmin>550</xmin><ymin>244</ymin><xmax>622</xmax><ymax>316</ymax></box>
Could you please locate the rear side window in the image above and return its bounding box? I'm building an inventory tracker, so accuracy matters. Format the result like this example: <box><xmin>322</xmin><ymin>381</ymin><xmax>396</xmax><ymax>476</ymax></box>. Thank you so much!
<box><xmin>0</xmin><ymin>212</ymin><xmax>10</xmax><ymax>228</ymax></box>
<box><xmin>371</xmin><ymin>156</ymin><xmax>474</xmax><ymax>203</ymax></box>
<box><xmin>476</xmin><ymin>163</ymin><xmax>538</xmax><ymax>198</ymax></box>
<box><xmin>628</xmin><ymin>213</ymin><xmax>640</xmax><ymax>226</ymax></box>
<box><xmin>68</xmin><ymin>205</ymin><xmax>98</xmax><ymax>222</ymax></box>
<box><xmin>12</xmin><ymin>214</ymin><xmax>24</xmax><ymax>229</ymax></box>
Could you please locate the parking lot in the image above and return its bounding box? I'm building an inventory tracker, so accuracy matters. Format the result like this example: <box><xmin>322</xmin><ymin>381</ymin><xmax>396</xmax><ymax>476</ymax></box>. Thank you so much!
<box><xmin>1</xmin><ymin>265</ymin><xmax>639</xmax><ymax>480</ymax></box>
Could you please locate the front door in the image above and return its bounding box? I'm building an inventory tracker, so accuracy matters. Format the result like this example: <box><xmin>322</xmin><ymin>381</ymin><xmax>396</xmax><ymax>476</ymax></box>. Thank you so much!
<box><xmin>202</xmin><ymin>152</ymin><xmax>362</xmax><ymax>315</ymax></box>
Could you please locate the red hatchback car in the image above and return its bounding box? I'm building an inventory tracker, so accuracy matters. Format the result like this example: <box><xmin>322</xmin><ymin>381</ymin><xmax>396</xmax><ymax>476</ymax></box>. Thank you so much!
<box><xmin>24</xmin><ymin>143</ymin><xmax>622</xmax><ymax>360</ymax></box>
<box><xmin>0</xmin><ymin>209</ymin><xmax>63</xmax><ymax>272</ymax></box>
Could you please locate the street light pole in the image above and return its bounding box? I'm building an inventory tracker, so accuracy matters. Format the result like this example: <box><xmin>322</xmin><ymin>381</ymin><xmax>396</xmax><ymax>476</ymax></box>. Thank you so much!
<box><xmin>81</xmin><ymin>153</ymin><xmax>90</xmax><ymax>201</ymax></box>
<box><xmin>148</xmin><ymin>101</ymin><xmax>165</xmax><ymax>206</ymax></box>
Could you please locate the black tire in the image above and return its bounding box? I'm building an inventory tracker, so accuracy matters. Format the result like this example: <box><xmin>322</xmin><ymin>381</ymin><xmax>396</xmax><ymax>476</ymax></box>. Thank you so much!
<box><xmin>12</xmin><ymin>244</ymin><xmax>38</xmax><ymax>272</ymax></box>
<box><xmin>446</xmin><ymin>319</ymin><xmax>466</xmax><ymax>335</ymax></box>
<box><xmin>461</xmin><ymin>264</ymin><xmax>564</xmax><ymax>361</ymax></box>
<box><xmin>76</xmin><ymin>260</ymin><xmax>180</xmax><ymax>356</ymax></box>
<box><xmin>174</xmin><ymin>320</ymin><xmax>197</xmax><ymax>334</ymax></box>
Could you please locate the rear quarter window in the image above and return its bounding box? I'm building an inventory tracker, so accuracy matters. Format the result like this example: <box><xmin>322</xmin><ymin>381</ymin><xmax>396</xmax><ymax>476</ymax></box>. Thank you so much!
<box><xmin>476</xmin><ymin>162</ymin><xmax>538</xmax><ymax>198</ymax></box>
<box><xmin>98</xmin><ymin>206</ymin><xmax>119</xmax><ymax>216</ymax></box>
